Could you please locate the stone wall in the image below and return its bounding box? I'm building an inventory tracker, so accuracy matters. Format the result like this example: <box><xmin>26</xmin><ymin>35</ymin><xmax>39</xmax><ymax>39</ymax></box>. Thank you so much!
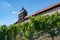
<box><xmin>35</xmin><ymin>35</ymin><xmax>60</xmax><ymax>40</ymax></box>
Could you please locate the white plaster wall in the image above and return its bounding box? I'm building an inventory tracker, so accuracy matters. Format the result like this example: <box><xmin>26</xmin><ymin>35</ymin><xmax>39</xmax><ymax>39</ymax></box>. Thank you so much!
<box><xmin>58</xmin><ymin>9</ymin><xmax>60</xmax><ymax>13</ymax></box>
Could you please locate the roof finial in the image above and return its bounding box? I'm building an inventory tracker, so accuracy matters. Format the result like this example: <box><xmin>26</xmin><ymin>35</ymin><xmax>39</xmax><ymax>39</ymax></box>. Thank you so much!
<box><xmin>20</xmin><ymin>7</ymin><xmax>25</xmax><ymax>11</ymax></box>
<box><xmin>22</xmin><ymin>7</ymin><xmax>24</xmax><ymax>10</ymax></box>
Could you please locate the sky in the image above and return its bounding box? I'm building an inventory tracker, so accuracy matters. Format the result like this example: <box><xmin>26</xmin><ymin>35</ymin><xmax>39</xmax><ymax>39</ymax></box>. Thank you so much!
<box><xmin>0</xmin><ymin>0</ymin><xmax>60</xmax><ymax>26</ymax></box>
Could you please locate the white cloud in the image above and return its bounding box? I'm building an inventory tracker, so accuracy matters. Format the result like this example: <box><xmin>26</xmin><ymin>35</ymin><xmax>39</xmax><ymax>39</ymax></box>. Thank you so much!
<box><xmin>11</xmin><ymin>11</ymin><xmax>18</xmax><ymax>14</ymax></box>
<box><xmin>2</xmin><ymin>2</ymin><xmax>11</xmax><ymax>7</ymax></box>
<box><xmin>7</xmin><ymin>3</ymin><xmax>10</xmax><ymax>6</ymax></box>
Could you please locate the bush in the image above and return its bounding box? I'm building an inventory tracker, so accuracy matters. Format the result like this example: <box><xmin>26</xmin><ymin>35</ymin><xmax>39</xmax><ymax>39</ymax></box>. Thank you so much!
<box><xmin>0</xmin><ymin>11</ymin><xmax>60</xmax><ymax>40</ymax></box>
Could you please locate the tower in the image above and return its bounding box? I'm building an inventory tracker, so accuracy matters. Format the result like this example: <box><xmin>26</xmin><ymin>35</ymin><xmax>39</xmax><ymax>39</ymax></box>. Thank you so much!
<box><xmin>18</xmin><ymin>7</ymin><xmax>27</xmax><ymax>23</ymax></box>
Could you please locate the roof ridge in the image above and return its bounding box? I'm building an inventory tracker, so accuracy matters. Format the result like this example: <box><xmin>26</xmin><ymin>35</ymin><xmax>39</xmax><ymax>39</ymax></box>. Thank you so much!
<box><xmin>31</xmin><ymin>2</ymin><xmax>60</xmax><ymax>16</ymax></box>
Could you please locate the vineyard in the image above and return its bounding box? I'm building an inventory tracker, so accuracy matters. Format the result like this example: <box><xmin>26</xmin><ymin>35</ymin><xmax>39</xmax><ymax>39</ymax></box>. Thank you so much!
<box><xmin>0</xmin><ymin>11</ymin><xmax>60</xmax><ymax>40</ymax></box>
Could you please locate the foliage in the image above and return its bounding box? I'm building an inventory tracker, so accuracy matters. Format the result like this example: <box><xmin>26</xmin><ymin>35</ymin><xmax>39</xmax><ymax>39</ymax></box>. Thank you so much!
<box><xmin>0</xmin><ymin>11</ymin><xmax>60</xmax><ymax>40</ymax></box>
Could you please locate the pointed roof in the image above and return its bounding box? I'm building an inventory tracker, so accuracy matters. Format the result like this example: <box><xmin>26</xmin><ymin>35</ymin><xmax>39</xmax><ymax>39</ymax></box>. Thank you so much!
<box><xmin>18</xmin><ymin>7</ymin><xmax>27</xmax><ymax>15</ymax></box>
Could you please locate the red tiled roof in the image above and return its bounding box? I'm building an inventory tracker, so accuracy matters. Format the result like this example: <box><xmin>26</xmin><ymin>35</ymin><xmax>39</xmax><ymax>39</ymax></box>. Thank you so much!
<box><xmin>24</xmin><ymin>2</ymin><xmax>60</xmax><ymax>19</ymax></box>
<box><xmin>32</xmin><ymin>2</ymin><xmax>60</xmax><ymax>16</ymax></box>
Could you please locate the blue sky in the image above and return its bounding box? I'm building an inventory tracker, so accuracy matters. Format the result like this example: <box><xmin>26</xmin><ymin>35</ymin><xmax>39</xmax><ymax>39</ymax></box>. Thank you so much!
<box><xmin>0</xmin><ymin>0</ymin><xmax>60</xmax><ymax>25</ymax></box>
